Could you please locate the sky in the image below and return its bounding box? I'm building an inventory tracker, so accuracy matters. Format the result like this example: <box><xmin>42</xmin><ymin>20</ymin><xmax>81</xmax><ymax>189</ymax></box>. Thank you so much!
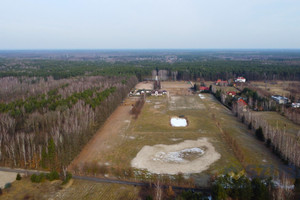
<box><xmin>0</xmin><ymin>0</ymin><xmax>300</xmax><ymax>49</ymax></box>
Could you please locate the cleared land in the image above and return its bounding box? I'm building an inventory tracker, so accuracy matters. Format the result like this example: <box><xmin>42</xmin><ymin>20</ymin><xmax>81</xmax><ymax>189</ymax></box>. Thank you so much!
<box><xmin>69</xmin><ymin>81</ymin><xmax>291</xmax><ymax>186</ymax></box>
<box><xmin>0</xmin><ymin>178</ymin><xmax>139</xmax><ymax>200</ymax></box>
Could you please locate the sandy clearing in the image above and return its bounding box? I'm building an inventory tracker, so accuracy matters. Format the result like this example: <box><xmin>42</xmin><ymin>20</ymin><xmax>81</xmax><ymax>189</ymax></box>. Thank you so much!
<box><xmin>135</xmin><ymin>82</ymin><xmax>153</xmax><ymax>90</ymax></box>
<box><xmin>131</xmin><ymin>138</ymin><xmax>221</xmax><ymax>174</ymax></box>
<box><xmin>0</xmin><ymin>171</ymin><xmax>18</xmax><ymax>188</ymax></box>
<box><xmin>68</xmin><ymin>97</ymin><xmax>136</xmax><ymax>171</ymax></box>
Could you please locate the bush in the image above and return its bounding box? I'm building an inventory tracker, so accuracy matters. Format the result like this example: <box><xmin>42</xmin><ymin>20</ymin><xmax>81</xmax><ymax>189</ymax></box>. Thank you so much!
<box><xmin>4</xmin><ymin>183</ymin><xmax>12</xmax><ymax>189</ymax></box>
<box><xmin>46</xmin><ymin>171</ymin><xmax>60</xmax><ymax>181</ymax></box>
<box><xmin>30</xmin><ymin>173</ymin><xmax>46</xmax><ymax>183</ymax></box>
<box><xmin>30</xmin><ymin>174</ymin><xmax>37</xmax><ymax>182</ymax></box>
<box><xmin>16</xmin><ymin>173</ymin><xmax>22</xmax><ymax>181</ymax></box>
<box><xmin>255</xmin><ymin>127</ymin><xmax>265</xmax><ymax>142</ymax></box>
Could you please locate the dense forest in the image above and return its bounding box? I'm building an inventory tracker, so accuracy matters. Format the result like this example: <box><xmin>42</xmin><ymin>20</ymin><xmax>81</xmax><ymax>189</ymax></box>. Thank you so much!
<box><xmin>0</xmin><ymin>58</ymin><xmax>300</xmax><ymax>81</ymax></box>
<box><xmin>0</xmin><ymin>75</ymin><xmax>138</xmax><ymax>170</ymax></box>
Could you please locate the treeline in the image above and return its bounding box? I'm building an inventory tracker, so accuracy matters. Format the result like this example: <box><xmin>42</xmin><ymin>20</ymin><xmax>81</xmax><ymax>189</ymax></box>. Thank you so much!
<box><xmin>0</xmin><ymin>76</ymin><xmax>138</xmax><ymax>170</ymax></box>
<box><xmin>212</xmin><ymin>174</ymin><xmax>296</xmax><ymax>200</ymax></box>
<box><xmin>233</xmin><ymin>102</ymin><xmax>300</xmax><ymax>168</ymax></box>
<box><xmin>1</xmin><ymin>59</ymin><xmax>300</xmax><ymax>81</ymax></box>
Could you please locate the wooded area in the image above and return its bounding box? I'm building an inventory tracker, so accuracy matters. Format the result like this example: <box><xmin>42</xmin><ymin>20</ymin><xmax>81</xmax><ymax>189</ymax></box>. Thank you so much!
<box><xmin>1</xmin><ymin>58</ymin><xmax>299</xmax><ymax>81</ymax></box>
<box><xmin>0</xmin><ymin>75</ymin><xmax>138</xmax><ymax>170</ymax></box>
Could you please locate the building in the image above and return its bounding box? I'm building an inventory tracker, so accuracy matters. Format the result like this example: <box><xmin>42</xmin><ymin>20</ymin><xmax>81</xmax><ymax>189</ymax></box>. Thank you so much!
<box><xmin>237</xmin><ymin>98</ymin><xmax>248</xmax><ymax>111</ymax></box>
<box><xmin>292</xmin><ymin>103</ymin><xmax>300</xmax><ymax>108</ymax></box>
<box><xmin>271</xmin><ymin>95</ymin><xmax>289</xmax><ymax>104</ymax></box>
<box><xmin>235</xmin><ymin>77</ymin><xmax>246</xmax><ymax>83</ymax></box>
<box><xmin>199</xmin><ymin>86</ymin><xmax>209</xmax><ymax>92</ymax></box>
<box><xmin>226</xmin><ymin>91</ymin><xmax>237</xmax><ymax>97</ymax></box>
<box><xmin>216</xmin><ymin>79</ymin><xmax>228</xmax><ymax>86</ymax></box>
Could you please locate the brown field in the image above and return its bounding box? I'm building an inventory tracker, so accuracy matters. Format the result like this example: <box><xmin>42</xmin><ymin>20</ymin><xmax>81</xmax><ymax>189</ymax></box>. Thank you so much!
<box><xmin>0</xmin><ymin>177</ymin><xmax>139</xmax><ymax>200</ymax></box>
<box><xmin>68</xmin><ymin>97</ymin><xmax>137</xmax><ymax>171</ymax></box>
<box><xmin>68</xmin><ymin>81</ymin><xmax>291</xmax><ymax>186</ymax></box>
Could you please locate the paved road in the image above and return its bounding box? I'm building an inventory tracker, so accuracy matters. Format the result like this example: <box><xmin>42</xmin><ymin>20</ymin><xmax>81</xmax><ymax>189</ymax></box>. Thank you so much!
<box><xmin>0</xmin><ymin>167</ymin><xmax>211</xmax><ymax>193</ymax></box>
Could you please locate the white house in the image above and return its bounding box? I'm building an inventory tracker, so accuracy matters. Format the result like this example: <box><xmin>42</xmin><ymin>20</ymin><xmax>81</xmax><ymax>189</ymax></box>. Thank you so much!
<box><xmin>292</xmin><ymin>103</ymin><xmax>300</xmax><ymax>108</ymax></box>
<box><xmin>235</xmin><ymin>77</ymin><xmax>246</xmax><ymax>83</ymax></box>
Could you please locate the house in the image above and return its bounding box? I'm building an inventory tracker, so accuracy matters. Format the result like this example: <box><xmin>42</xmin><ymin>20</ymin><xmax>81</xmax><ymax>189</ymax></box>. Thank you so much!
<box><xmin>199</xmin><ymin>86</ymin><xmax>209</xmax><ymax>92</ymax></box>
<box><xmin>235</xmin><ymin>77</ymin><xmax>246</xmax><ymax>83</ymax></box>
<box><xmin>237</xmin><ymin>98</ymin><xmax>247</xmax><ymax>106</ymax></box>
<box><xmin>271</xmin><ymin>95</ymin><xmax>289</xmax><ymax>104</ymax></box>
<box><xmin>237</xmin><ymin>98</ymin><xmax>248</xmax><ymax>111</ymax></box>
<box><xmin>216</xmin><ymin>79</ymin><xmax>228</xmax><ymax>86</ymax></box>
<box><xmin>226</xmin><ymin>91</ymin><xmax>237</xmax><ymax>97</ymax></box>
<box><xmin>292</xmin><ymin>103</ymin><xmax>300</xmax><ymax>108</ymax></box>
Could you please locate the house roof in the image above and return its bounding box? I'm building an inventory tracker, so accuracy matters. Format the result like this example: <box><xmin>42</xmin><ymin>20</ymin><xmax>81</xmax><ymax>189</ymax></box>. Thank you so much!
<box><xmin>237</xmin><ymin>99</ymin><xmax>247</xmax><ymax>106</ymax></box>
<box><xmin>200</xmin><ymin>86</ymin><xmax>209</xmax><ymax>90</ymax></box>
<box><xmin>216</xmin><ymin>79</ymin><xmax>228</xmax><ymax>83</ymax></box>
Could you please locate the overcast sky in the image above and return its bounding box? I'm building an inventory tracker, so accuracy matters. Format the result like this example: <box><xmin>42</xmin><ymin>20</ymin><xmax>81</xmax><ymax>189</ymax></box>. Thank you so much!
<box><xmin>0</xmin><ymin>0</ymin><xmax>300</xmax><ymax>49</ymax></box>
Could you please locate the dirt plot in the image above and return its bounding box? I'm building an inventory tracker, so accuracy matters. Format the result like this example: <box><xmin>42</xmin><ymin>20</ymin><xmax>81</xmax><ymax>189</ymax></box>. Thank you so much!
<box><xmin>135</xmin><ymin>81</ymin><xmax>153</xmax><ymax>90</ymax></box>
<box><xmin>0</xmin><ymin>171</ymin><xmax>18</xmax><ymax>188</ymax></box>
<box><xmin>131</xmin><ymin>138</ymin><xmax>221</xmax><ymax>174</ymax></box>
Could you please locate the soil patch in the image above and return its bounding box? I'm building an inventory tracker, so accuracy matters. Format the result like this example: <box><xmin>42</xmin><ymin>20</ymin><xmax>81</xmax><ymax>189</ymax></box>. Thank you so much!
<box><xmin>131</xmin><ymin>138</ymin><xmax>221</xmax><ymax>174</ymax></box>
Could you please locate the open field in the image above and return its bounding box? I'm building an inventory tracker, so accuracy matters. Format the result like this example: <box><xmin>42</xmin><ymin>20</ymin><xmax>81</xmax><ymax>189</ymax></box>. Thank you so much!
<box><xmin>250</xmin><ymin>81</ymin><xmax>300</xmax><ymax>99</ymax></box>
<box><xmin>0</xmin><ymin>177</ymin><xmax>139</xmax><ymax>200</ymax></box>
<box><xmin>69</xmin><ymin>81</ymin><xmax>292</xmax><ymax>186</ymax></box>
<box><xmin>251</xmin><ymin>111</ymin><xmax>300</xmax><ymax>137</ymax></box>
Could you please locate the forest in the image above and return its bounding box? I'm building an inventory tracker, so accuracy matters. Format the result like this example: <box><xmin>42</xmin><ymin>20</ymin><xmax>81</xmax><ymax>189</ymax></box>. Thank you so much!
<box><xmin>0</xmin><ymin>58</ymin><xmax>300</xmax><ymax>81</ymax></box>
<box><xmin>0</xmin><ymin>75</ymin><xmax>138</xmax><ymax>170</ymax></box>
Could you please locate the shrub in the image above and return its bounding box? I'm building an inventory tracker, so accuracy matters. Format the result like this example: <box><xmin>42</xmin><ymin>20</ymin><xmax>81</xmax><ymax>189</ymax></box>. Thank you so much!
<box><xmin>16</xmin><ymin>173</ymin><xmax>22</xmax><ymax>181</ymax></box>
<box><xmin>4</xmin><ymin>183</ymin><xmax>12</xmax><ymax>189</ymax></box>
<box><xmin>248</xmin><ymin>122</ymin><xmax>252</xmax><ymax>130</ymax></box>
<box><xmin>30</xmin><ymin>174</ymin><xmax>37</xmax><ymax>182</ymax></box>
<box><xmin>30</xmin><ymin>173</ymin><xmax>46</xmax><ymax>183</ymax></box>
<box><xmin>255</xmin><ymin>127</ymin><xmax>265</xmax><ymax>142</ymax></box>
<box><xmin>46</xmin><ymin>171</ymin><xmax>60</xmax><ymax>181</ymax></box>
